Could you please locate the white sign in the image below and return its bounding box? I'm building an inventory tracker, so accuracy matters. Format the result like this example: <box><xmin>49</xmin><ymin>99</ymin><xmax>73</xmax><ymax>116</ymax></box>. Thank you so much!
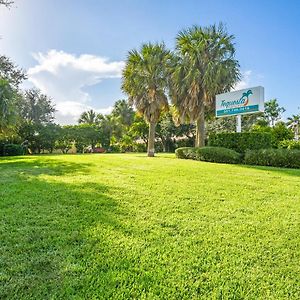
<box><xmin>216</xmin><ymin>86</ymin><xmax>264</xmax><ymax>117</ymax></box>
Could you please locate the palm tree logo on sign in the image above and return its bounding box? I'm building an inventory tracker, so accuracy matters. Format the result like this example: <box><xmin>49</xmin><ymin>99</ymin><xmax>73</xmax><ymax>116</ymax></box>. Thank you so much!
<box><xmin>241</xmin><ymin>90</ymin><xmax>253</xmax><ymax>106</ymax></box>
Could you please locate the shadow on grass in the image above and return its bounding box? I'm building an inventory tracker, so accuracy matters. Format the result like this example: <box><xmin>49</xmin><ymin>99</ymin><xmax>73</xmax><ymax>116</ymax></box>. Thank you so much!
<box><xmin>233</xmin><ymin>163</ymin><xmax>300</xmax><ymax>177</ymax></box>
<box><xmin>0</xmin><ymin>156</ymin><xmax>93</xmax><ymax>177</ymax></box>
<box><xmin>0</xmin><ymin>158</ymin><xmax>133</xmax><ymax>299</ymax></box>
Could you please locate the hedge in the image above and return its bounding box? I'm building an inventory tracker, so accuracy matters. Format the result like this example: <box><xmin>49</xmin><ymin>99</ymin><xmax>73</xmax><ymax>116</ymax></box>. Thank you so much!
<box><xmin>244</xmin><ymin>149</ymin><xmax>300</xmax><ymax>169</ymax></box>
<box><xmin>175</xmin><ymin>146</ymin><xmax>242</xmax><ymax>164</ymax></box>
<box><xmin>279</xmin><ymin>140</ymin><xmax>300</xmax><ymax>150</ymax></box>
<box><xmin>208</xmin><ymin>132</ymin><xmax>272</xmax><ymax>153</ymax></box>
<box><xmin>2</xmin><ymin>144</ymin><xmax>24</xmax><ymax>156</ymax></box>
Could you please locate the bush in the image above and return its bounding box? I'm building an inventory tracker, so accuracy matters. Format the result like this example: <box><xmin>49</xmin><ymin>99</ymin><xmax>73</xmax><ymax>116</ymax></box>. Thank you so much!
<box><xmin>175</xmin><ymin>146</ymin><xmax>241</xmax><ymax>164</ymax></box>
<box><xmin>197</xmin><ymin>147</ymin><xmax>242</xmax><ymax>164</ymax></box>
<box><xmin>279</xmin><ymin>140</ymin><xmax>300</xmax><ymax>150</ymax></box>
<box><xmin>244</xmin><ymin>149</ymin><xmax>300</xmax><ymax>169</ymax></box>
<box><xmin>3</xmin><ymin>144</ymin><xmax>24</xmax><ymax>156</ymax></box>
<box><xmin>208</xmin><ymin>132</ymin><xmax>272</xmax><ymax>153</ymax></box>
<box><xmin>175</xmin><ymin>147</ymin><xmax>193</xmax><ymax>159</ymax></box>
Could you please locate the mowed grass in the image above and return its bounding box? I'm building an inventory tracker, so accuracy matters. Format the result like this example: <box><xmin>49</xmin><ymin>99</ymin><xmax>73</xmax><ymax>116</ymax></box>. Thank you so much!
<box><xmin>0</xmin><ymin>154</ymin><xmax>300</xmax><ymax>299</ymax></box>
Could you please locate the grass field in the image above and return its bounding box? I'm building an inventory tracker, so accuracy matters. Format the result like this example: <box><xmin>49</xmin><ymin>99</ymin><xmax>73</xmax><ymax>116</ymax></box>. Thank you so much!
<box><xmin>0</xmin><ymin>153</ymin><xmax>300</xmax><ymax>299</ymax></box>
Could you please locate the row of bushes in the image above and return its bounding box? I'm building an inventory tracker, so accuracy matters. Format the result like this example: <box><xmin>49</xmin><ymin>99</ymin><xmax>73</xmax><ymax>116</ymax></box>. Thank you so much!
<box><xmin>0</xmin><ymin>144</ymin><xmax>24</xmax><ymax>156</ymax></box>
<box><xmin>175</xmin><ymin>146</ymin><xmax>300</xmax><ymax>169</ymax></box>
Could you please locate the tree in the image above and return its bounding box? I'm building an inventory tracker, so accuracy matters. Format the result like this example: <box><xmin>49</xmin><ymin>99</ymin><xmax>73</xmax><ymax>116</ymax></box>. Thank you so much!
<box><xmin>169</xmin><ymin>24</ymin><xmax>240</xmax><ymax>147</ymax></box>
<box><xmin>264</xmin><ymin>99</ymin><xmax>285</xmax><ymax>127</ymax></box>
<box><xmin>287</xmin><ymin>114</ymin><xmax>300</xmax><ymax>140</ymax></box>
<box><xmin>78</xmin><ymin>109</ymin><xmax>102</xmax><ymax>125</ymax></box>
<box><xmin>129</xmin><ymin>113</ymin><xmax>149</xmax><ymax>145</ymax></box>
<box><xmin>20</xmin><ymin>88</ymin><xmax>55</xmax><ymax>124</ymax></box>
<box><xmin>0</xmin><ymin>56</ymin><xmax>26</xmax><ymax>87</ymax></box>
<box><xmin>111</xmin><ymin>99</ymin><xmax>135</xmax><ymax>127</ymax></box>
<box><xmin>122</xmin><ymin>43</ymin><xmax>171</xmax><ymax>157</ymax></box>
<box><xmin>0</xmin><ymin>78</ymin><xmax>18</xmax><ymax>131</ymax></box>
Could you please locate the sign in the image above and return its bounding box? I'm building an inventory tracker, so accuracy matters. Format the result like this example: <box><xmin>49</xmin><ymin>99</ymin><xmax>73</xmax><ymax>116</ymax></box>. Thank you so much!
<box><xmin>216</xmin><ymin>86</ymin><xmax>264</xmax><ymax>117</ymax></box>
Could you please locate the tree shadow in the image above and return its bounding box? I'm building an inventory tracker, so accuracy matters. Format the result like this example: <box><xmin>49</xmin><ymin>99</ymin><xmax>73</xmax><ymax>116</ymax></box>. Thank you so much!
<box><xmin>0</xmin><ymin>158</ymin><xmax>135</xmax><ymax>299</ymax></box>
<box><xmin>234</xmin><ymin>163</ymin><xmax>300</xmax><ymax>177</ymax></box>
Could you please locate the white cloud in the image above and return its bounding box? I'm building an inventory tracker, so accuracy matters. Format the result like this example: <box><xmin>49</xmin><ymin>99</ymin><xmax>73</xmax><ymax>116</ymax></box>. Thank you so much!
<box><xmin>28</xmin><ymin>49</ymin><xmax>124</xmax><ymax>124</ymax></box>
<box><xmin>233</xmin><ymin>70</ymin><xmax>252</xmax><ymax>91</ymax></box>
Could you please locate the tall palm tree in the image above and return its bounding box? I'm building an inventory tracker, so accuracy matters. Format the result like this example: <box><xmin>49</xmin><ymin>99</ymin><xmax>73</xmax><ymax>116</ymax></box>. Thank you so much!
<box><xmin>78</xmin><ymin>109</ymin><xmax>101</xmax><ymax>125</ymax></box>
<box><xmin>169</xmin><ymin>24</ymin><xmax>240</xmax><ymax>147</ymax></box>
<box><xmin>287</xmin><ymin>114</ymin><xmax>300</xmax><ymax>140</ymax></box>
<box><xmin>122</xmin><ymin>43</ymin><xmax>171</xmax><ymax>157</ymax></box>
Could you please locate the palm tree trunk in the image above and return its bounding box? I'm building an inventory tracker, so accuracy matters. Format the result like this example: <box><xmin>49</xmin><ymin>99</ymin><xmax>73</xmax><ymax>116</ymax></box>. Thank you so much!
<box><xmin>147</xmin><ymin>121</ymin><xmax>156</xmax><ymax>157</ymax></box>
<box><xmin>195</xmin><ymin>110</ymin><xmax>205</xmax><ymax>147</ymax></box>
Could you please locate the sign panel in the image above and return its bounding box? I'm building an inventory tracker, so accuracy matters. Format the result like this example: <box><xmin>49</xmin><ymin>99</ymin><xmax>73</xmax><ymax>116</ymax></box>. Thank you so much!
<box><xmin>216</xmin><ymin>86</ymin><xmax>264</xmax><ymax>117</ymax></box>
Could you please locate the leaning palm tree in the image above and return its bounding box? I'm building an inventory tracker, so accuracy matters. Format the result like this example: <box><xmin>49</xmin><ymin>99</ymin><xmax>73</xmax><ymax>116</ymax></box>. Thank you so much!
<box><xmin>122</xmin><ymin>43</ymin><xmax>171</xmax><ymax>157</ymax></box>
<box><xmin>169</xmin><ymin>24</ymin><xmax>240</xmax><ymax>147</ymax></box>
<box><xmin>78</xmin><ymin>109</ymin><xmax>100</xmax><ymax>125</ymax></box>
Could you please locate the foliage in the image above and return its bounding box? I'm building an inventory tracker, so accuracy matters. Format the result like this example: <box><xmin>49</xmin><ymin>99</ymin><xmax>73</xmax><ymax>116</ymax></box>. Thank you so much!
<box><xmin>244</xmin><ymin>148</ymin><xmax>300</xmax><ymax>169</ymax></box>
<box><xmin>111</xmin><ymin>99</ymin><xmax>135</xmax><ymax>127</ymax></box>
<box><xmin>20</xmin><ymin>88</ymin><xmax>55</xmax><ymax>124</ymax></box>
<box><xmin>2</xmin><ymin>143</ymin><xmax>23</xmax><ymax>156</ymax></box>
<box><xmin>175</xmin><ymin>146</ymin><xmax>241</xmax><ymax>164</ymax></box>
<box><xmin>0</xmin><ymin>55</ymin><xmax>26</xmax><ymax>87</ymax></box>
<box><xmin>169</xmin><ymin>23</ymin><xmax>240</xmax><ymax>147</ymax></box>
<box><xmin>208</xmin><ymin>132</ymin><xmax>272</xmax><ymax>153</ymax></box>
<box><xmin>0</xmin><ymin>78</ymin><xmax>20</xmax><ymax>131</ymax></box>
<box><xmin>122</xmin><ymin>43</ymin><xmax>171</xmax><ymax>156</ymax></box>
<box><xmin>252</xmin><ymin>122</ymin><xmax>294</xmax><ymax>148</ymax></box>
<box><xmin>264</xmin><ymin>99</ymin><xmax>285</xmax><ymax>126</ymax></box>
<box><xmin>279</xmin><ymin>139</ymin><xmax>300</xmax><ymax>150</ymax></box>
<box><xmin>78</xmin><ymin>109</ymin><xmax>102</xmax><ymax>125</ymax></box>
<box><xmin>2</xmin><ymin>154</ymin><xmax>299</xmax><ymax>298</ymax></box>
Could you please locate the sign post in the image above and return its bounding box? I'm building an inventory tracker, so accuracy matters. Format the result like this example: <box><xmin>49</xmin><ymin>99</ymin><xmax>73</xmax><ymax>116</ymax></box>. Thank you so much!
<box><xmin>216</xmin><ymin>86</ymin><xmax>264</xmax><ymax>132</ymax></box>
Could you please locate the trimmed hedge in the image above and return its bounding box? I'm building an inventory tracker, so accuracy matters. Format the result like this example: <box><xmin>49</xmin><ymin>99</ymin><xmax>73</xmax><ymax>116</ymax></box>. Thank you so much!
<box><xmin>175</xmin><ymin>146</ymin><xmax>242</xmax><ymax>164</ymax></box>
<box><xmin>2</xmin><ymin>144</ymin><xmax>24</xmax><ymax>156</ymax></box>
<box><xmin>208</xmin><ymin>132</ymin><xmax>272</xmax><ymax>153</ymax></box>
<box><xmin>244</xmin><ymin>149</ymin><xmax>300</xmax><ymax>169</ymax></box>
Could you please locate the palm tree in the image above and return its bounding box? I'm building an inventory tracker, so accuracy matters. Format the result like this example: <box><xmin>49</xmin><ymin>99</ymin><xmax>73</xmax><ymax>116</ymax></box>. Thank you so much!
<box><xmin>287</xmin><ymin>114</ymin><xmax>300</xmax><ymax>141</ymax></box>
<box><xmin>78</xmin><ymin>109</ymin><xmax>101</xmax><ymax>125</ymax></box>
<box><xmin>111</xmin><ymin>99</ymin><xmax>135</xmax><ymax>127</ymax></box>
<box><xmin>122</xmin><ymin>43</ymin><xmax>171</xmax><ymax>157</ymax></box>
<box><xmin>169</xmin><ymin>24</ymin><xmax>240</xmax><ymax>147</ymax></box>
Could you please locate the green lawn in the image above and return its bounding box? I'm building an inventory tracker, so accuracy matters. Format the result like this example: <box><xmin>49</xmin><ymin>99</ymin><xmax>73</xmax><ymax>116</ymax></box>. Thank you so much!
<box><xmin>0</xmin><ymin>154</ymin><xmax>300</xmax><ymax>299</ymax></box>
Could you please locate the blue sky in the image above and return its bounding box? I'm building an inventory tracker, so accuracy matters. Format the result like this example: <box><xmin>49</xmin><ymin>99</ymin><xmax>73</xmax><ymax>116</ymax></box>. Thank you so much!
<box><xmin>0</xmin><ymin>0</ymin><xmax>300</xmax><ymax>123</ymax></box>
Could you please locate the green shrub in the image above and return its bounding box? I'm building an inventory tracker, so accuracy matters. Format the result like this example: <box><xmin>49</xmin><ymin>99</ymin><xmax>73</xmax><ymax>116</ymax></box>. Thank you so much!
<box><xmin>176</xmin><ymin>146</ymin><xmax>241</xmax><ymax>164</ymax></box>
<box><xmin>279</xmin><ymin>140</ymin><xmax>300</xmax><ymax>150</ymax></box>
<box><xmin>197</xmin><ymin>147</ymin><xmax>242</xmax><ymax>164</ymax></box>
<box><xmin>244</xmin><ymin>149</ymin><xmax>300</xmax><ymax>169</ymax></box>
<box><xmin>208</xmin><ymin>132</ymin><xmax>272</xmax><ymax>153</ymax></box>
<box><xmin>175</xmin><ymin>147</ymin><xmax>193</xmax><ymax>159</ymax></box>
<box><xmin>3</xmin><ymin>144</ymin><xmax>24</xmax><ymax>156</ymax></box>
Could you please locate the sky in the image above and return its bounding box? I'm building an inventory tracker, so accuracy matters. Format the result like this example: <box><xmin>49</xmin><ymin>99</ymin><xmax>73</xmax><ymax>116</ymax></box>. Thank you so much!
<box><xmin>0</xmin><ymin>0</ymin><xmax>300</xmax><ymax>124</ymax></box>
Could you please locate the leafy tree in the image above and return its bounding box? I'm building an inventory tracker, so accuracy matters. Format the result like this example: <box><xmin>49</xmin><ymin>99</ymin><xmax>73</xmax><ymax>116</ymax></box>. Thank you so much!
<box><xmin>78</xmin><ymin>109</ymin><xmax>102</xmax><ymax>125</ymax></box>
<box><xmin>264</xmin><ymin>99</ymin><xmax>285</xmax><ymax>127</ymax></box>
<box><xmin>129</xmin><ymin>113</ymin><xmax>149</xmax><ymax>145</ymax></box>
<box><xmin>169</xmin><ymin>24</ymin><xmax>240</xmax><ymax>147</ymax></box>
<box><xmin>55</xmin><ymin>126</ymin><xmax>73</xmax><ymax>154</ymax></box>
<box><xmin>122</xmin><ymin>43</ymin><xmax>171</xmax><ymax>157</ymax></box>
<box><xmin>0</xmin><ymin>55</ymin><xmax>26</xmax><ymax>87</ymax></box>
<box><xmin>0</xmin><ymin>78</ymin><xmax>19</xmax><ymax>131</ymax></box>
<box><xmin>20</xmin><ymin>88</ymin><xmax>55</xmax><ymax>124</ymax></box>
